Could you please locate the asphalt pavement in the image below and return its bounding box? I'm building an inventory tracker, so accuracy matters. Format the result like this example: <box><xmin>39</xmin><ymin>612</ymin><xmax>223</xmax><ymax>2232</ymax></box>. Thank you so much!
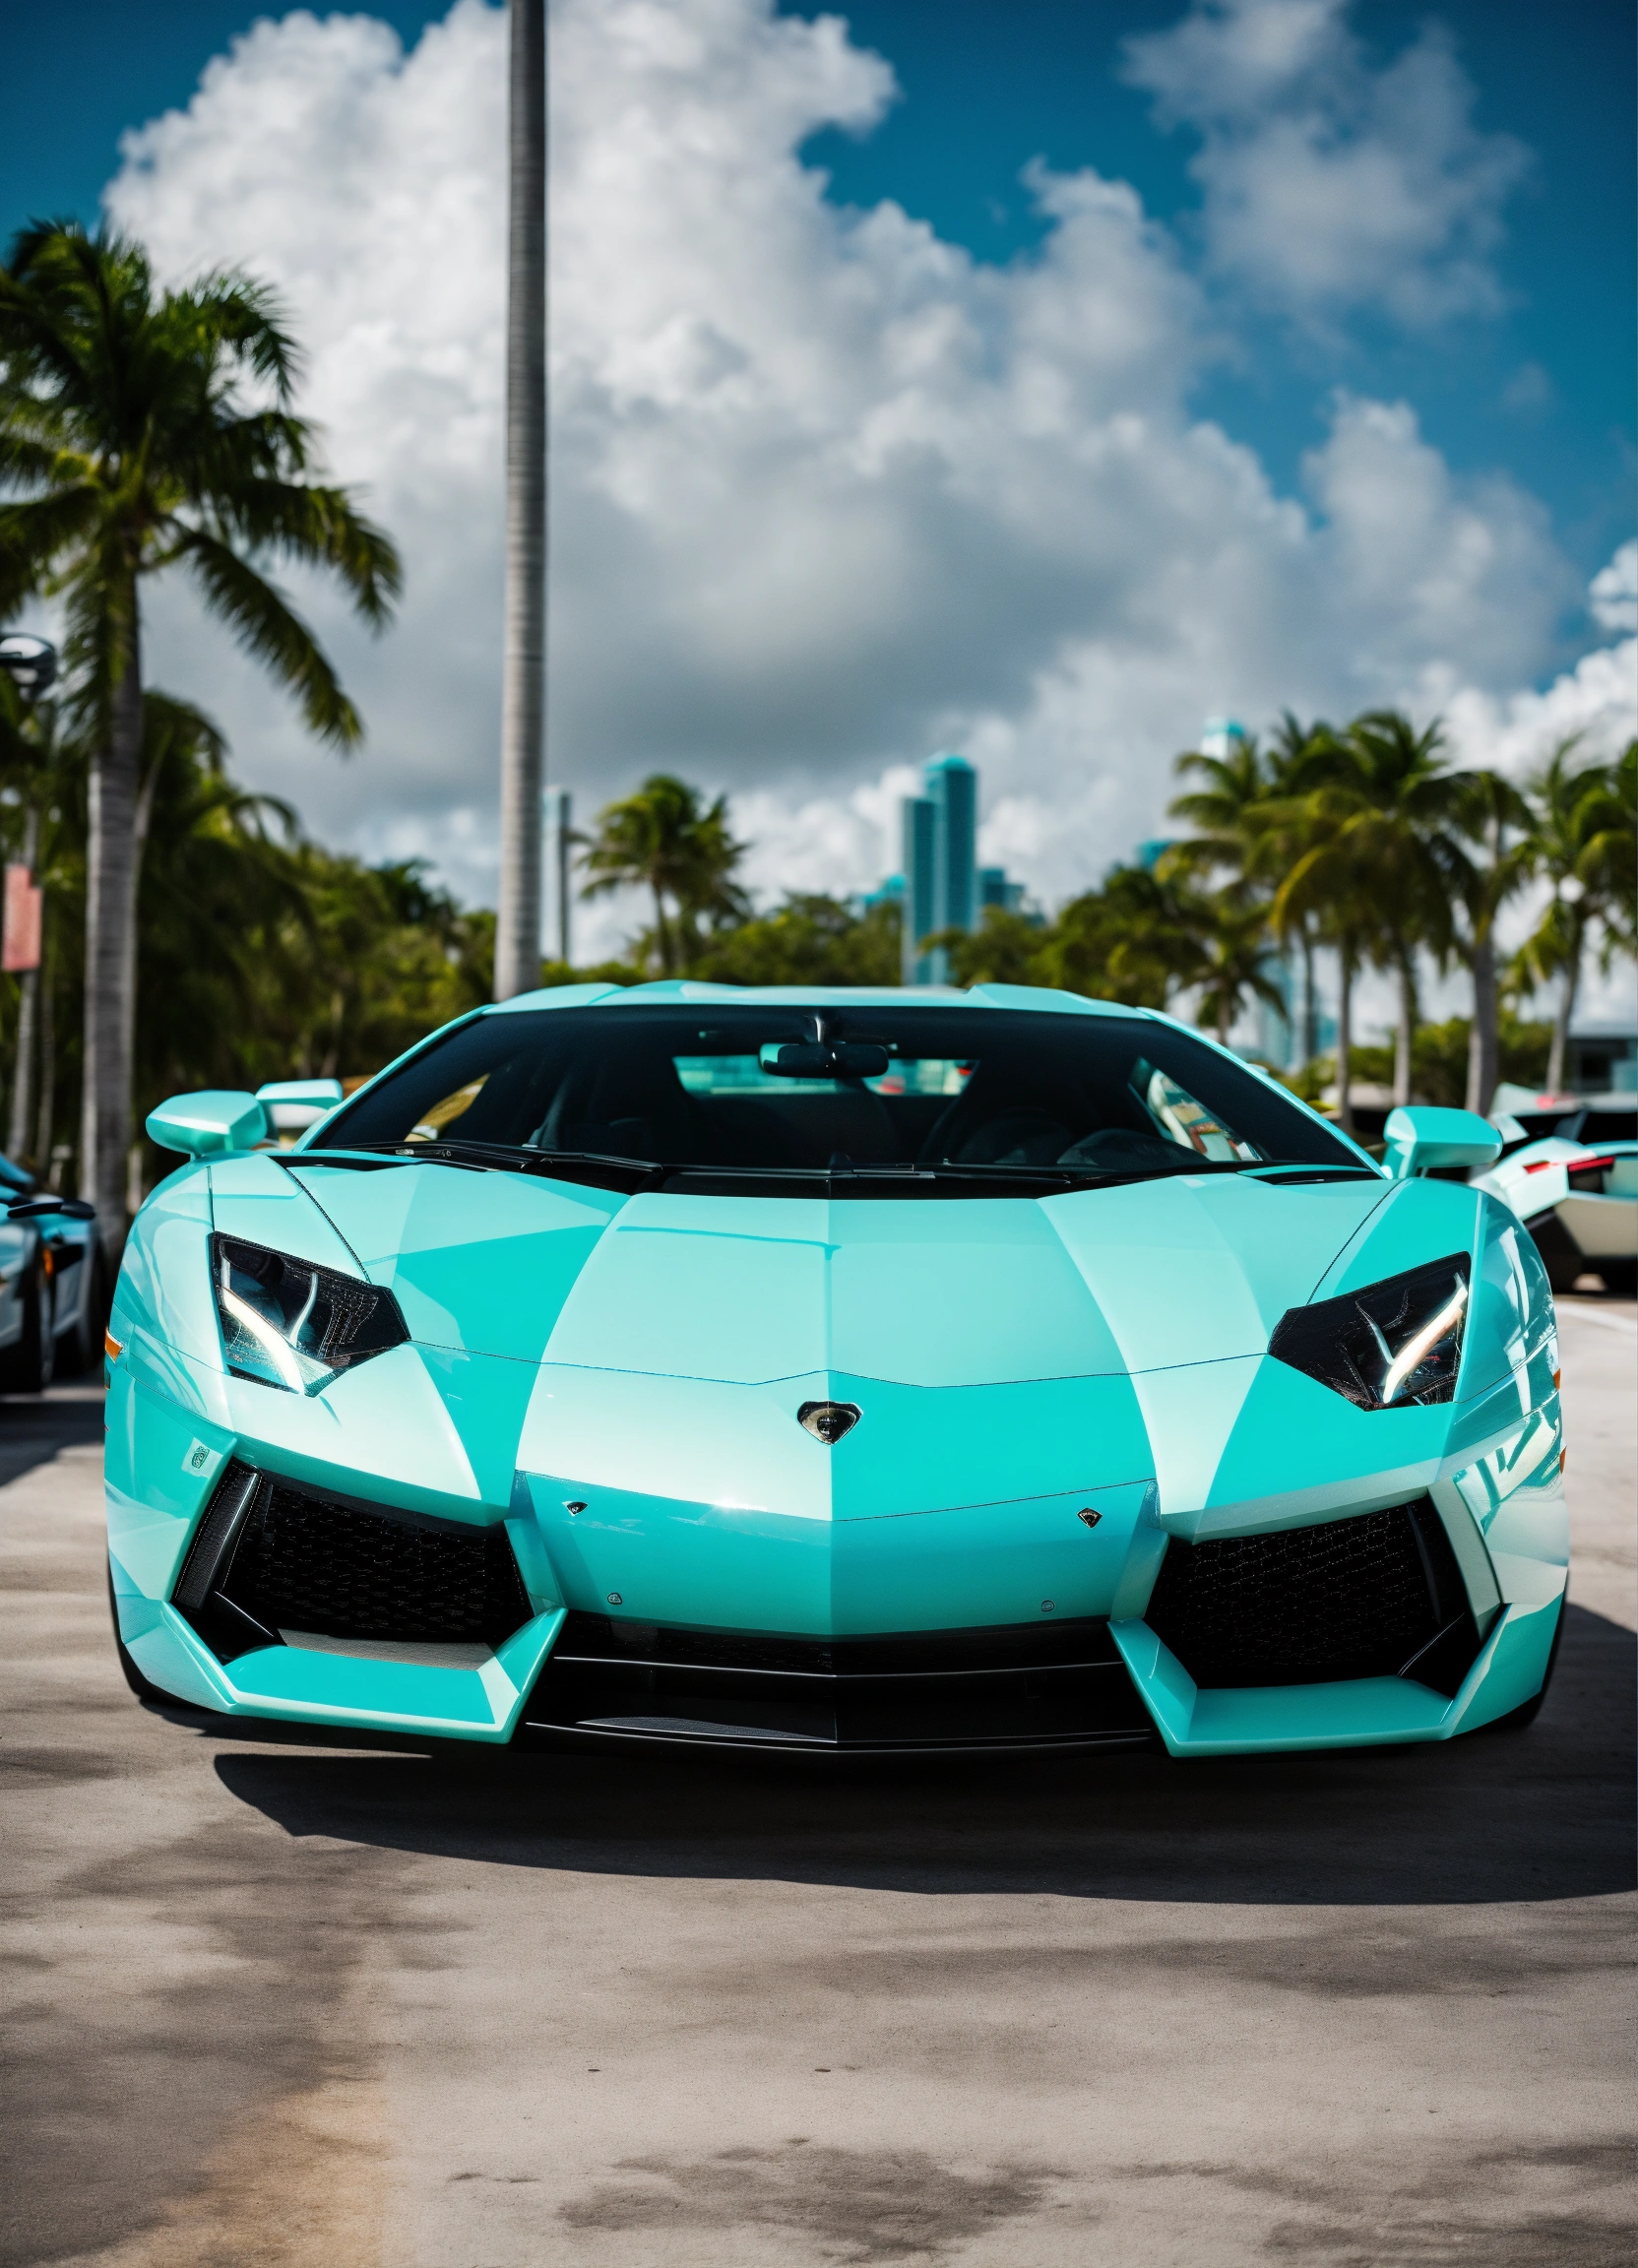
<box><xmin>2</xmin><ymin>1299</ymin><xmax>1633</xmax><ymax>2267</ymax></box>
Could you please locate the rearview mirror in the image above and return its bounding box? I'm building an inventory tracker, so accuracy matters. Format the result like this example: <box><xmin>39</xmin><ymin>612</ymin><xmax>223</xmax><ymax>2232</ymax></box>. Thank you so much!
<box><xmin>256</xmin><ymin>1078</ymin><xmax>345</xmax><ymax>1134</ymax></box>
<box><xmin>759</xmin><ymin>1041</ymin><xmax>891</xmax><ymax>1081</ymax></box>
<box><xmin>1382</xmin><ymin>1105</ymin><xmax>1501</xmax><ymax>1181</ymax></box>
<box><xmin>146</xmin><ymin>1091</ymin><xmax>270</xmax><ymax>1159</ymax></box>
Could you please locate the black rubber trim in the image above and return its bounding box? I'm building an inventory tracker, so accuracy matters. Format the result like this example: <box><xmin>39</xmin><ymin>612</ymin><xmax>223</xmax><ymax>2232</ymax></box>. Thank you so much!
<box><xmin>520</xmin><ymin>1612</ymin><xmax>1153</xmax><ymax>1752</ymax></box>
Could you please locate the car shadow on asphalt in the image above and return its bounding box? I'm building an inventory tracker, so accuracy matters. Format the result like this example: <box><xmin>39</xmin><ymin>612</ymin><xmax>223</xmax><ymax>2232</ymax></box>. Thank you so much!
<box><xmin>206</xmin><ymin>1603</ymin><xmax>1634</xmax><ymax>1907</ymax></box>
<box><xmin>0</xmin><ymin>1380</ymin><xmax>104</xmax><ymax>1486</ymax></box>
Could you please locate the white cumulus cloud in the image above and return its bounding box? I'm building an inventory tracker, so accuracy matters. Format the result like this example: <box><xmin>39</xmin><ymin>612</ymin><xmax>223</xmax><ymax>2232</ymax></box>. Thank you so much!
<box><xmin>1121</xmin><ymin>0</ymin><xmax>1530</xmax><ymax>328</ymax></box>
<box><xmin>98</xmin><ymin>0</ymin><xmax>1593</xmax><ymax>957</ymax></box>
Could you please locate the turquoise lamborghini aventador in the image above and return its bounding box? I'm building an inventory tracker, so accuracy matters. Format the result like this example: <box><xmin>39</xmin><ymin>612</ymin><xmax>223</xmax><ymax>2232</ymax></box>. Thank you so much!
<box><xmin>100</xmin><ymin>983</ymin><xmax>1567</xmax><ymax>1757</ymax></box>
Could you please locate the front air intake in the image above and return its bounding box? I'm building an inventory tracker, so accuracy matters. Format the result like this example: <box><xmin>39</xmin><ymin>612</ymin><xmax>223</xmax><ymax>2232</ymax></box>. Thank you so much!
<box><xmin>1143</xmin><ymin>1498</ymin><xmax>1480</xmax><ymax>1695</ymax></box>
<box><xmin>172</xmin><ymin>1461</ymin><xmax>533</xmax><ymax>1662</ymax></box>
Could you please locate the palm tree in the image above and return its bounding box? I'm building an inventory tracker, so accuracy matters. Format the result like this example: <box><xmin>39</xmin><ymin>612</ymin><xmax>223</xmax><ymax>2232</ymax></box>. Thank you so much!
<box><xmin>1448</xmin><ymin>770</ymin><xmax>1534</xmax><ymax>1115</ymax></box>
<box><xmin>1513</xmin><ymin>739</ymin><xmax>1637</xmax><ymax>1092</ymax></box>
<box><xmin>494</xmin><ymin>0</ymin><xmax>548</xmax><ymax>1001</ymax></box>
<box><xmin>0</xmin><ymin>222</ymin><xmax>400</xmax><ymax>1237</ymax></box>
<box><xmin>1343</xmin><ymin>713</ymin><xmax>1469</xmax><ymax>1106</ymax></box>
<box><xmin>1041</xmin><ymin>865</ymin><xmax>1210</xmax><ymax>1010</ymax></box>
<box><xmin>580</xmin><ymin>775</ymin><xmax>750</xmax><ymax>975</ymax></box>
<box><xmin>1259</xmin><ymin>713</ymin><xmax>1343</xmax><ymax>1066</ymax></box>
<box><xmin>1166</xmin><ymin>730</ymin><xmax>1269</xmax><ymax>887</ymax></box>
<box><xmin>1193</xmin><ymin>892</ymin><xmax>1288</xmax><ymax>1047</ymax></box>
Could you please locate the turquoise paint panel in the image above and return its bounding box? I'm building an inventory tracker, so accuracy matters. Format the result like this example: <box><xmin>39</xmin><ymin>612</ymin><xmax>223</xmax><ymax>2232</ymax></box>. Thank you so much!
<box><xmin>543</xmin><ymin>1197</ymin><xmax>830</xmax><ymax>1383</ymax></box>
<box><xmin>1113</xmin><ymin>1592</ymin><xmax>1559</xmax><ymax>1754</ymax></box>
<box><xmin>830</xmin><ymin>1481</ymin><xmax>1155</xmax><ymax>1632</ymax></box>
<box><xmin>966</xmin><ymin>983</ymin><xmax>1147</xmax><ymax>1018</ymax></box>
<box><xmin>523</xmin><ymin>1364</ymin><xmax>832</xmax><ymax>1523</ymax></box>
<box><xmin>519</xmin><ymin>1364</ymin><xmax>1152</xmax><ymax>1538</ymax></box>
<box><xmin>823</xmin><ymin>1372</ymin><xmax>1152</xmax><ymax>1519</ymax></box>
<box><xmin>1318</xmin><ymin>1177</ymin><xmax>1482</xmax><ymax>1300</ymax></box>
<box><xmin>1445</xmin><ymin>1599</ymin><xmax>1561</xmax><ymax>1730</ymax></box>
<box><xmin>104</xmin><ymin>1379</ymin><xmax>237</xmax><ymax>1598</ymax></box>
<box><xmin>291</xmin><ymin>1160</ymin><xmax>624</xmax><ymax>1360</ymax></box>
<box><xmin>1111</xmin><ymin>1620</ymin><xmax>1451</xmax><ymax>1752</ymax></box>
<box><xmin>209</xmin><ymin>1151</ymin><xmax>366</xmax><ymax>1274</ymax></box>
<box><xmin>1423</xmin><ymin>1480</ymin><xmax>1503</xmax><ymax>1627</ymax></box>
<box><xmin>1108</xmin><ymin>1618</ymin><xmax>1196</xmax><ymax>1747</ymax></box>
<box><xmin>126</xmin><ymin>1612</ymin><xmax>229</xmax><ymax>1711</ymax></box>
<box><xmin>527</xmin><ymin>1476</ymin><xmax>1157</xmax><ymax>1634</ymax></box>
<box><xmin>531</xmin><ymin>1480</ymin><xmax>833</xmax><ymax>1629</ymax></box>
<box><xmin>134</xmin><ymin>1604</ymin><xmax>565</xmax><ymax>1738</ymax></box>
<box><xmin>827</xmin><ymin>1201</ymin><xmax>1125</xmax><ymax>1386</ymax></box>
<box><xmin>488</xmin><ymin>982</ymin><xmax>625</xmax><ymax>1015</ymax></box>
<box><xmin>1170</xmin><ymin>1354</ymin><xmax>1447</xmax><ymax>1537</ymax></box>
<box><xmin>227</xmin><ymin>1646</ymin><xmax>496</xmax><ymax>1724</ymax></box>
<box><xmin>210</xmin><ymin>1344</ymin><xmax>541</xmax><ymax>1520</ymax></box>
<box><xmin>114</xmin><ymin>1165</ymin><xmax>220</xmax><ymax>1366</ymax></box>
<box><xmin>126</xmin><ymin>1335</ymin><xmax>233</xmax><ymax>1431</ymax></box>
<box><xmin>1185</xmin><ymin>1677</ymin><xmax>1449</xmax><ymax>1752</ymax></box>
<box><xmin>1042</xmin><ymin>1173</ymin><xmax>1388</xmax><ymax>1372</ymax></box>
<box><xmin>413</xmin><ymin>1346</ymin><xmax>542</xmax><ymax>1511</ymax></box>
<box><xmin>1127</xmin><ymin>1356</ymin><xmax>1259</xmax><ymax>1529</ymax></box>
<box><xmin>1462</xmin><ymin>1198</ymin><xmax>1556</xmax><ymax>1404</ymax></box>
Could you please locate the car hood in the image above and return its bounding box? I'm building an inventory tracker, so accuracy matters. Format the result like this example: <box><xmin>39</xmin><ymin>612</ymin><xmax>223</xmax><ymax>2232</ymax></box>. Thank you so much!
<box><xmin>269</xmin><ymin>1156</ymin><xmax>1397</xmax><ymax>1385</ymax></box>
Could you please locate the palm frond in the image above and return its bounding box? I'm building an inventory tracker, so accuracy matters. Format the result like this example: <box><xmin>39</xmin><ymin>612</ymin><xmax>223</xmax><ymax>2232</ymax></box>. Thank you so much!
<box><xmin>175</xmin><ymin>526</ymin><xmax>362</xmax><ymax>747</ymax></box>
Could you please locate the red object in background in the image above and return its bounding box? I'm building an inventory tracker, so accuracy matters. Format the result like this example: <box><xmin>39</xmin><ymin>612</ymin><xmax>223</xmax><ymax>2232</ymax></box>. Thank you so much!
<box><xmin>2</xmin><ymin>863</ymin><xmax>42</xmax><ymax>973</ymax></box>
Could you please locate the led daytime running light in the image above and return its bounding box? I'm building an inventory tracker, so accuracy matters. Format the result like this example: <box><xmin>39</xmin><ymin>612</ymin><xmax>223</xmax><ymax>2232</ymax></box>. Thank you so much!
<box><xmin>1380</xmin><ymin>1280</ymin><xmax>1468</xmax><ymax>1406</ymax></box>
<box><xmin>219</xmin><ymin>1283</ymin><xmax>308</xmax><ymax>1394</ymax></box>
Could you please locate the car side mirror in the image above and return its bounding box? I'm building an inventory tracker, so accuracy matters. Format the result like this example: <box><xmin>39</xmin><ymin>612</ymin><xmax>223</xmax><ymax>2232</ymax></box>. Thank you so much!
<box><xmin>1382</xmin><ymin>1105</ymin><xmax>1501</xmax><ymax>1181</ymax></box>
<box><xmin>256</xmin><ymin>1078</ymin><xmax>345</xmax><ymax>1134</ymax></box>
<box><xmin>146</xmin><ymin>1091</ymin><xmax>270</xmax><ymax>1159</ymax></box>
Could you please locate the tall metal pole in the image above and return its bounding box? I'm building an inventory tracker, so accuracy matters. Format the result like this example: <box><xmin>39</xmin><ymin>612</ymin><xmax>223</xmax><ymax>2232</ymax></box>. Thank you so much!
<box><xmin>494</xmin><ymin>0</ymin><xmax>547</xmax><ymax>999</ymax></box>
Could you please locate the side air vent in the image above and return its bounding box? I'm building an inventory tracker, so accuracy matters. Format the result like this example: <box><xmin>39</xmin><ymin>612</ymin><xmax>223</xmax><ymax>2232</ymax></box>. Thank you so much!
<box><xmin>1143</xmin><ymin>1498</ymin><xmax>1480</xmax><ymax>1695</ymax></box>
<box><xmin>172</xmin><ymin>1461</ymin><xmax>533</xmax><ymax>1663</ymax></box>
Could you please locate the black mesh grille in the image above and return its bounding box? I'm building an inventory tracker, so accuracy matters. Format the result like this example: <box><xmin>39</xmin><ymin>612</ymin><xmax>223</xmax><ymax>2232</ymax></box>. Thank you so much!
<box><xmin>205</xmin><ymin>1474</ymin><xmax>532</xmax><ymax>1648</ymax></box>
<box><xmin>1144</xmin><ymin>1498</ymin><xmax>1474</xmax><ymax>1689</ymax></box>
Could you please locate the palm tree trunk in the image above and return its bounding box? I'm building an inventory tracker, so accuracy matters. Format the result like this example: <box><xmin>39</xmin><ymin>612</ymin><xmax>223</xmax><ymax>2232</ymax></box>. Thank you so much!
<box><xmin>1393</xmin><ymin>953</ymin><xmax>1417</xmax><ymax>1107</ymax></box>
<box><xmin>80</xmin><ymin>634</ymin><xmax>142</xmax><ymax>1246</ymax></box>
<box><xmin>7</xmin><ymin>807</ymin><xmax>39</xmax><ymax>1161</ymax></box>
<box><xmin>1335</xmin><ymin>949</ymin><xmax>1354</xmax><ymax>1133</ymax></box>
<box><xmin>1545</xmin><ymin>922</ymin><xmax>1581</xmax><ymax>1094</ymax></box>
<box><xmin>652</xmin><ymin>883</ymin><xmax>671</xmax><ymax>976</ymax></box>
<box><xmin>1300</xmin><ymin>926</ymin><xmax>1318</xmax><ymax>1064</ymax></box>
<box><xmin>1466</xmin><ymin>931</ymin><xmax>1498</xmax><ymax>1116</ymax></box>
<box><xmin>493</xmin><ymin>0</ymin><xmax>547</xmax><ymax>1001</ymax></box>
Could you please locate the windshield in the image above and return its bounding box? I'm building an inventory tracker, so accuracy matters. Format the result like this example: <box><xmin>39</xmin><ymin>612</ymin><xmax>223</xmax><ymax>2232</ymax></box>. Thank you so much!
<box><xmin>310</xmin><ymin>1003</ymin><xmax>1360</xmax><ymax>1186</ymax></box>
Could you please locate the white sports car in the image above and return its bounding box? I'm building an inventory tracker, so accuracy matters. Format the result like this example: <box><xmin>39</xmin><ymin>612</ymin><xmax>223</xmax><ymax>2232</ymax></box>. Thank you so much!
<box><xmin>1476</xmin><ymin>1100</ymin><xmax>1637</xmax><ymax>1294</ymax></box>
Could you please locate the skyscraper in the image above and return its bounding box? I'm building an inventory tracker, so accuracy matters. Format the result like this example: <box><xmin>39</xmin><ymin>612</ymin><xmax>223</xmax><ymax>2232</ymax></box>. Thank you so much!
<box><xmin>900</xmin><ymin>752</ymin><xmax>978</xmax><ymax>983</ymax></box>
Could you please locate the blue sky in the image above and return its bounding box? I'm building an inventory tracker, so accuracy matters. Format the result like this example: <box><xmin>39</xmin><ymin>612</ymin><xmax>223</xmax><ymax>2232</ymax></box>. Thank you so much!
<box><xmin>4</xmin><ymin>1</ymin><xmax>1634</xmax><ymax>953</ymax></box>
<box><xmin>8</xmin><ymin>0</ymin><xmax>1632</xmax><ymax>579</ymax></box>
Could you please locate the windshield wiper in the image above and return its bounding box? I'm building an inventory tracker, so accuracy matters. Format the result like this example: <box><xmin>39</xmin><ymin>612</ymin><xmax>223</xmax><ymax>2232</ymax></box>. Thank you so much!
<box><xmin>319</xmin><ymin>1139</ymin><xmax>665</xmax><ymax>1183</ymax></box>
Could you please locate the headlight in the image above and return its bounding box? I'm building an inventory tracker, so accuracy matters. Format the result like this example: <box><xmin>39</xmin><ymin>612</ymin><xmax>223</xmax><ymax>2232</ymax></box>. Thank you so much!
<box><xmin>211</xmin><ymin>1234</ymin><xmax>408</xmax><ymax>1395</ymax></box>
<box><xmin>1269</xmin><ymin>1252</ymin><xmax>1470</xmax><ymax>1411</ymax></box>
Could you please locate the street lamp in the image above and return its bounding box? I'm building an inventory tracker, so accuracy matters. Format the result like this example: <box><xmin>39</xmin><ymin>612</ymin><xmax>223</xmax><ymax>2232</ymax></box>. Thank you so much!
<box><xmin>0</xmin><ymin>633</ymin><xmax>58</xmax><ymax>700</ymax></box>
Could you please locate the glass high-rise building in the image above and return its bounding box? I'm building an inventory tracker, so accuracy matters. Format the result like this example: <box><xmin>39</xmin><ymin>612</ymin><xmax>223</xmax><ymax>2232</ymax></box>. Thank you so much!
<box><xmin>900</xmin><ymin>752</ymin><xmax>977</xmax><ymax>983</ymax></box>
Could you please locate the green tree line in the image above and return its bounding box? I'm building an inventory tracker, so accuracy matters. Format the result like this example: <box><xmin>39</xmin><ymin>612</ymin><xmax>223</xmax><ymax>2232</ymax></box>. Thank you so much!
<box><xmin>3</xmin><ymin>222</ymin><xmax>1634</xmax><ymax>1224</ymax></box>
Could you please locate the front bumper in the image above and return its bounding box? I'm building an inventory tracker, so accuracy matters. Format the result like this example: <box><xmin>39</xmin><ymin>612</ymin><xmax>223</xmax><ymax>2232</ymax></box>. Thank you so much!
<box><xmin>108</xmin><ymin>1441</ymin><xmax>1565</xmax><ymax>1757</ymax></box>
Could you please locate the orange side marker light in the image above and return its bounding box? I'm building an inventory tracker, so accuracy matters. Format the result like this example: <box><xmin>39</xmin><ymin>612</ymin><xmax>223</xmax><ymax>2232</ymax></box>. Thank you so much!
<box><xmin>104</xmin><ymin>1329</ymin><xmax>124</xmax><ymax>1361</ymax></box>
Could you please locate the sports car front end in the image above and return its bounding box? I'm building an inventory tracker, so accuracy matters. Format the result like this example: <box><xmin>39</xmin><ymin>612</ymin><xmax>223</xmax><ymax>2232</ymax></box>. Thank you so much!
<box><xmin>106</xmin><ymin>985</ymin><xmax>1567</xmax><ymax>1758</ymax></box>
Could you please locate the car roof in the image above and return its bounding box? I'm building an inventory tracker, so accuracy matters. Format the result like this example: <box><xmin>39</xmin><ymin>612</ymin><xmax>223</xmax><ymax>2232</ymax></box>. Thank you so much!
<box><xmin>486</xmin><ymin>981</ymin><xmax>1154</xmax><ymax>1019</ymax></box>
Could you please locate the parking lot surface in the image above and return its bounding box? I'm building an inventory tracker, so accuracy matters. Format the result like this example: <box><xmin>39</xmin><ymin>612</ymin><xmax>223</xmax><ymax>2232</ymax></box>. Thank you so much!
<box><xmin>3</xmin><ymin>1297</ymin><xmax>1634</xmax><ymax>2267</ymax></box>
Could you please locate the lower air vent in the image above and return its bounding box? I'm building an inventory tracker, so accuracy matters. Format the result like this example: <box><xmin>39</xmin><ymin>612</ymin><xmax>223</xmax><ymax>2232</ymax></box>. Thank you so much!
<box><xmin>521</xmin><ymin>1612</ymin><xmax>1155</xmax><ymax>1753</ymax></box>
<box><xmin>173</xmin><ymin>1461</ymin><xmax>533</xmax><ymax>1662</ymax></box>
<box><xmin>1143</xmin><ymin>1498</ymin><xmax>1480</xmax><ymax>1694</ymax></box>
